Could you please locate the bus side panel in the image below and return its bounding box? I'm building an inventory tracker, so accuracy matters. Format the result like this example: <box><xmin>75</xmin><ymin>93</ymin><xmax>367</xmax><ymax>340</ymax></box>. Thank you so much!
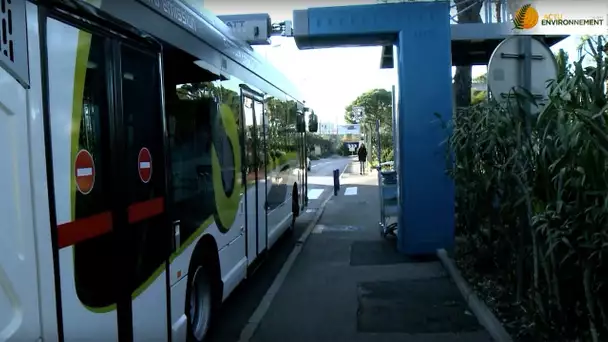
<box><xmin>27</xmin><ymin>3</ymin><xmax>61</xmax><ymax>340</ymax></box>
<box><xmin>0</xmin><ymin>5</ymin><xmax>46</xmax><ymax>340</ymax></box>
<box><xmin>0</xmin><ymin>68</ymin><xmax>42</xmax><ymax>341</ymax></box>
<box><xmin>46</xmin><ymin>17</ymin><xmax>118</xmax><ymax>340</ymax></box>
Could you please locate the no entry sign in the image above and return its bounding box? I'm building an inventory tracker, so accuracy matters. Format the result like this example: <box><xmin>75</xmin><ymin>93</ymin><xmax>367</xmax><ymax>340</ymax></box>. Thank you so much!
<box><xmin>75</xmin><ymin>149</ymin><xmax>95</xmax><ymax>195</ymax></box>
<box><xmin>138</xmin><ymin>147</ymin><xmax>152</xmax><ymax>183</ymax></box>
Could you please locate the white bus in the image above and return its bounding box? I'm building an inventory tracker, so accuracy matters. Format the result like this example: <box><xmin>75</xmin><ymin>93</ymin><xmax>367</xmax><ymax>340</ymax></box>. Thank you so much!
<box><xmin>0</xmin><ymin>0</ymin><xmax>314</xmax><ymax>341</ymax></box>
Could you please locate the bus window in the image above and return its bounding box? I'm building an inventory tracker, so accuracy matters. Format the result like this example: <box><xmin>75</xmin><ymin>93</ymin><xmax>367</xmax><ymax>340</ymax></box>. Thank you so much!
<box><xmin>216</xmin><ymin>76</ymin><xmax>246</xmax><ymax>192</ymax></box>
<box><xmin>164</xmin><ymin>49</ymin><xmax>221</xmax><ymax>245</ymax></box>
<box><xmin>284</xmin><ymin>98</ymin><xmax>299</xmax><ymax>165</ymax></box>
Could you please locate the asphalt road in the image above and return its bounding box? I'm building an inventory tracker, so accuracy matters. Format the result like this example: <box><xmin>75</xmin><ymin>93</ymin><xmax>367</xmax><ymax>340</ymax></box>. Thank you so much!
<box><xmin>206</xmin><ymin>156</ymin><xmax>351</xmax><ymax>342</ymax></box>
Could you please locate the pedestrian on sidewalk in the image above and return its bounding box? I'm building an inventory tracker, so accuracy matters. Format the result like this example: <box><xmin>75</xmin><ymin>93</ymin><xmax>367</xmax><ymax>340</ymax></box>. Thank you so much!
<box><xmin>357</xmin><ymin>143</ymin><xmax>368</xmax><ymax>175</ymax></box>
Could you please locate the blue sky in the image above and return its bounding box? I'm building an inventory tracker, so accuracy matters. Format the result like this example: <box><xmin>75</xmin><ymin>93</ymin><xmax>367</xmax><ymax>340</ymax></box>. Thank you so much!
<box><xmin>204</xmin><ymin>0</ymin><xmax>584</xmax><ymax>124</ymax></box>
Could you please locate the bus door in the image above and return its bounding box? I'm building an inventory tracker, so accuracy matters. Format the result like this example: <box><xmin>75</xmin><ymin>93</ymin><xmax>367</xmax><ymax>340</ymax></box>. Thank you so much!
<box><xmin>241</xmin><ymin>88</ymin><xmax>268</xmax><ymax>264</ymax></box>
<box><xmin>116</xmin><ymin>42</ymin><xmax>171</xmax><ymax>342</ymax></box>
<box><xmin>46</xmin><ymin>16</ymin><xmax>170</xmax><ymax>341</ymax></box>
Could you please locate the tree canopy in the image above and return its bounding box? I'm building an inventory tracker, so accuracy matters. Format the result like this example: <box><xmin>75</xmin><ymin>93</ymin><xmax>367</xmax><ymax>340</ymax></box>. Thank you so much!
<box><xmin>345</xmin><ymin>88</ymin><xmax>394</xmax><ymax>163</ymax></box>
<box><xmin>344</xmin><ymin>88</ymin><xmax>392</xmax><ymax>127</ymax></box>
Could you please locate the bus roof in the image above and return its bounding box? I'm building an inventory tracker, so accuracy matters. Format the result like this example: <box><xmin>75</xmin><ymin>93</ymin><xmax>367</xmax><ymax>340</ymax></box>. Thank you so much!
<box><xmin>98</xmin><ymin>0</ymin><xmax>303</xmax><ymax>102</ymax></box>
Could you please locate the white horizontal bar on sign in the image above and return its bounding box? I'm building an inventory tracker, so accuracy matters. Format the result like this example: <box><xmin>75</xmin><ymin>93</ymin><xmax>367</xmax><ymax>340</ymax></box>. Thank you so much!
<box><xmin>140</xmin><ymin>162</ymin><xmax>151</xmax><ymax>169</ymax></box>
<box><xmin>76</xmin><ymin>168</ymin><xmax>93</xmax><ymax>177</ymax></box>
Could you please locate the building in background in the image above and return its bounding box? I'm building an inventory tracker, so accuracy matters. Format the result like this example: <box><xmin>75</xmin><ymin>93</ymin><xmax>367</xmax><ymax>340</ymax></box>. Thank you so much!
<box><xmin>337</xmin><ymin>124</ymin><xmax>361</xmax><ymax>135</ymax></box>
<box><xmin>317</xmin><ymin>122</ymin><xmax>337</xmax><ymax>135</ymax></box>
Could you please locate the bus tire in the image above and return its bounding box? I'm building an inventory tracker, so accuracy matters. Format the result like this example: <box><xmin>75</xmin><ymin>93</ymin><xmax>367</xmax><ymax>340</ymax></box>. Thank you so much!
<box><xmin>186</xmin><ymin>239</ymin><xmax>222</xmax><ymax>342</ymax></box>
<box><xmin>186</xmin><ymin>265</ymin><xmax>213</xmax><ymax>342</ymax></box>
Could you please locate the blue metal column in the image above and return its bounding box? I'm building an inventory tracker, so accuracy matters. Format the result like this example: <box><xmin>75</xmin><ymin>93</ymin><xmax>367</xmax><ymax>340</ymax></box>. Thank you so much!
<box><xmin>396</xmin><ymin>20</ymin><xmax>454</xmax><ymax>255</ymax></box>
<box><xmin>293</xmin><ymin>2</ymin><xmax>454</xmax><ymax>255</ymax></box>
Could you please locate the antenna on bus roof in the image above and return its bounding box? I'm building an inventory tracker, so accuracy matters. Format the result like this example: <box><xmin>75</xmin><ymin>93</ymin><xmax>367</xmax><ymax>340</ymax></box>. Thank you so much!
<box><xmin>217</xmin><ymin>13</ymin><xmax>293</xmax><ymax>46</ymax></box>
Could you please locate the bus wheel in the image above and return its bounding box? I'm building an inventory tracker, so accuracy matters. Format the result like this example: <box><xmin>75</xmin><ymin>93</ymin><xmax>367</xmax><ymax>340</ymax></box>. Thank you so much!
<box><xmin>187</xmin><ymin>266</ymin><xmax>213</xmax><ymax>341</ymax></box>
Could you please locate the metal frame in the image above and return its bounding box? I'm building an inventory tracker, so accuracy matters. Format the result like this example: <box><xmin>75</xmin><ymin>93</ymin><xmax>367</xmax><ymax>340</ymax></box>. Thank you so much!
<box><xmin>377</xmin><ymin>165</ymin><xmax>398</xmax><ymax>238</ymax></box>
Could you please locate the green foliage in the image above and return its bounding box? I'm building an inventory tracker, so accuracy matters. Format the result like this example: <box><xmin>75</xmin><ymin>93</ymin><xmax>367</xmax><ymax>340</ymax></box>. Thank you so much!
<box><xmin>471</xmin><ymin>90</ymin><xmax>487</xmax><ymax>105</ymax></box>
<box><xmin>473</xmin><ymin>73</ymin><xmax>487</xmax><ymax>83</ymax></box>
<box><xmin>337</xmin><ymin>144</ymin><xmax>351</xmax><ymax>156</ymax></box>
<box><xmin>555</xmin><ymin>48</ymin><xmax>570</xmax><ymax>82</ymax></box>
<box><xmin>307</xmin><ymin>133</ymin><xmax>335</xmax><ymax>154</ymax></box>
<box><xmin>446</xmin><ymin>35</ymin><xmax>608</xmax><ymax>340</ymax></box>
<box><xmin>344</xmin><ymin>88</ymin><xmax>392</xmax><ymax>125</ymax></box>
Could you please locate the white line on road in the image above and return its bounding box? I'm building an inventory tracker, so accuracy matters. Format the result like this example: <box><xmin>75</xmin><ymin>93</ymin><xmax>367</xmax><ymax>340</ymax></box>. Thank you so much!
<box><xmin>307</xmin><ymin>188</ymin><xmax>324</xmax><ymax>200</ymax></box>
<box><xmin>344</xmin><ymin>187</ymin><xmax>358</xmax><ymax>196</ymax></box>
<box><xmin>311</xmin><ymin>162</ymin><xmax>329</xmax><ymax>168</ymax></box>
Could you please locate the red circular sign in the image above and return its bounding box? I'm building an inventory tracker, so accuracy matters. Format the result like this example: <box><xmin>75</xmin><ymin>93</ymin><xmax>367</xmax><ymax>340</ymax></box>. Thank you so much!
<box><xmin>74</xmin><ymin>149</ymin><xmax>95</xmax><ymax>195</ymax></box>
<box><xmin>138</xmin><ymin>147</ymin><xmax>153</xmax><ymax>183</ymax></box>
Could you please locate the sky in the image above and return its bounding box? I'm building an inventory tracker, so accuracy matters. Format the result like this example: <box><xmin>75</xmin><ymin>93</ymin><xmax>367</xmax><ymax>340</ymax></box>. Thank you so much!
<box><xmin>203</xmin><ymin>0</ymin><xmax>585</xmax><ymax>124</ymax></box>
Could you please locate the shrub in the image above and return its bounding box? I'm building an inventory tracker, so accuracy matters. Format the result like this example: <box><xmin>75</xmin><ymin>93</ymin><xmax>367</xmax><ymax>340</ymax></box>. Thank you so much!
<box><xmin>445</xmin><ymin>36</ymin><xmax>608</xmax><ymax>341</ymax></box>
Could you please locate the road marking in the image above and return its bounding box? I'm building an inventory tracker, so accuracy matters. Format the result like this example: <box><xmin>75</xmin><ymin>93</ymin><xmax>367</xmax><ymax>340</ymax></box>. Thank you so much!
<box><xmin>238</xmin><ymin>162</ymin><xmax>349</xmax><ymax>342</ymax></box>
<box><xmin>344</xmin><ymin>187</ymin><xmax>358</xmax><ymax>196</ymax></box>
<box><xmin>312</xmin><ymin>225</ymin><xmax>325</xmax><ymax>234</ymax></box>
<box><xmin>307</xmin><ymin>188</ymin><xmax>324</xmax><ymax>200</ymax></box>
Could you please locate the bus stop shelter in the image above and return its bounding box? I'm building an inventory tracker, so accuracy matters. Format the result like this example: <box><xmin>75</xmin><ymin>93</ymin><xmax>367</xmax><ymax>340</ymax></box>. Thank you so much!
<box><xmin>292</xmin><ymin>1</ymin><xmax>565</xmax><ymax>255</ymax></box>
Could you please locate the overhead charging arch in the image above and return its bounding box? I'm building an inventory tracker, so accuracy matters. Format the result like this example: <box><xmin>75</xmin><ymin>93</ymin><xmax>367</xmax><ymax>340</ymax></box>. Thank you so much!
<box><xmin>293</xmin><ymin>2</ymin><xmax>455</xmax><ymax>255</ymax></box>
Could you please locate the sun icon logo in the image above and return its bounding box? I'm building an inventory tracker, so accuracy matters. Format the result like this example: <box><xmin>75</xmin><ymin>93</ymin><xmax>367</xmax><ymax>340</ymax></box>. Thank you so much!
<box><xmin>513</xmin><ymin>4</ymin><xmax>539</xmax><ymax>30</ymax></box>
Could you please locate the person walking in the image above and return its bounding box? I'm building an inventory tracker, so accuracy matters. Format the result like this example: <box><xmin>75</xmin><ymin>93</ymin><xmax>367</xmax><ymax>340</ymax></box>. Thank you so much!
<box><xmin>357</xmin><ymin>143</ymin><xmax>368</xmax><ymax>175</ymax></box>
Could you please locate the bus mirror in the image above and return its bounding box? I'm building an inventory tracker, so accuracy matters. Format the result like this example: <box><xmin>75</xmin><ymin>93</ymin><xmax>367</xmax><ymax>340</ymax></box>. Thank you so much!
<box><xmin>296</xmin><ymin>113</ymin><xmax>306</xmax><ymax>132</ymax></box>
<box><xmin>308</xmin><ymin>112</ymin><xmax>318</xmax><ymax>133</ymax></box>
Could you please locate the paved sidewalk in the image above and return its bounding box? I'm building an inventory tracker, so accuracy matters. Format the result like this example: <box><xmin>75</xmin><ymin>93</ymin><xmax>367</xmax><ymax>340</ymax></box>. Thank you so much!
<box><xmin>248</xmin><ymin>171</ymin><xmax>494</xmax><ymax>342</ymax></box>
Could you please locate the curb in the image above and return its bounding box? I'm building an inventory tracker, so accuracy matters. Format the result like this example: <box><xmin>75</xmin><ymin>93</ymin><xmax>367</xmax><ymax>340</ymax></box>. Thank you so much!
<box><xmin>436</xmin><ymin>249</ymin><xmax>513</xmax><ymax>342</ymax></box>
<box><xmin>238</xmin><ymin>162</ymin><xmax>349</xmax><ymax>342</ymax></box>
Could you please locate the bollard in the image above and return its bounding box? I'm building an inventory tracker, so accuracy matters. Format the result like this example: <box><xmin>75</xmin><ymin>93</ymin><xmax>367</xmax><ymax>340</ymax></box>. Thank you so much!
<box><xmin>333</xmin><ymin>168</ymin><xmax>340</xmax><ymax>196</ymax></box>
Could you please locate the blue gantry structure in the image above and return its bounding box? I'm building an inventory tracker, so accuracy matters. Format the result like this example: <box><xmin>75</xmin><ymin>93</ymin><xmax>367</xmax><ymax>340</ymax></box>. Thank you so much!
<box><xmin>292</xmin><ymin>0</ymin><xmax>567</xmax><ymax>255</ymax></box>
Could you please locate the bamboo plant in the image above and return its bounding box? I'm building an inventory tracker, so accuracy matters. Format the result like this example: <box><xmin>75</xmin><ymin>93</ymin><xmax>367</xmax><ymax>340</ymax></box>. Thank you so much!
<box><xmin>445</xmin><ymin>36</ymin><xmax>608</xmax><ymax>341</ymax></box>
